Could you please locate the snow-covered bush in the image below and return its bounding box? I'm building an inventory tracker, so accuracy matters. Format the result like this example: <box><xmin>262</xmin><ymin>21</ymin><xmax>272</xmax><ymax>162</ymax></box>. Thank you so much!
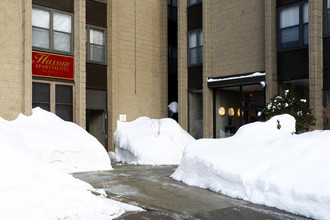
<box><xmin>324</xmin><ymin>105</ymin><xmax>330</xmax><ymax>130</ymax></box>
<box><xmin>258</xmin><ymin>89</ymin><xmax>315</xmax><ymax>132</ymax></box>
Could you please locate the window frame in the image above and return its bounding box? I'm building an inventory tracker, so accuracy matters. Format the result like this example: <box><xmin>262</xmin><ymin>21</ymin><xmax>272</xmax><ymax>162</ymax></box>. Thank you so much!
<box><xmin>32</xmin><ymin>80</ymin><xmax>75</xmax><ymax>122</ymax></box>
<box><xmin>168</xmin><ymin>0</ymin><xmax>178</xmax><ymax>21</ymax></box>
<box><xmin>86</xmin><ymin>25</ymin><xmax>107</xmax><ymax>65</ymax></box>
<box><xmin>277</xmin><ymin>1</ymin><xmax>309</xmax><ymax>52</ymax></box>
<box><xmin>92</xmin><ymin>0</ymin><xmax>107</xmax><ymax>3</ymax></box>
<box><xmin>187</xmin><ymin>0</ymin><xmax>202</xmax><ymax>7</ymax></box>
<box><xmin>32</xmin><ymin>5</ymin><xmax>74</xmax><ymax>55</ymax></box>
<box><xmin>188</xmin><ymin>29</ymin><xmax>203</xmax><ymax>67</ymax></box>
<box><xmin>324</xmin><ymin>0</ymin><xmax>330</xmax><ymax>36</ymax></box>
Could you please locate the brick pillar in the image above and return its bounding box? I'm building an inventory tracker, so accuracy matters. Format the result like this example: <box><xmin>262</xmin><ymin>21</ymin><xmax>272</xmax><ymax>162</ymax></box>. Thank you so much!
<box><xmin>265</xmin><ymin>0</ymin><xmax>278</xmax><ymax>102</ymax></box>
<box><xmin>161</xmin><ymin>0</ymin><xmax>168</xmax><ymax>119</ymax></box>
<box><xmin>203</xmin><ymin>0</ymin><xmax>213</xmax><ymax>138</ymax></box>
<box><xmin>22</xmin><ymin>0</ymin><xmax>32</xmax><ymax>116</ymax></box>
<box><xmin>178</xmin><ymin>0</ymin><xmax>188</xmax><ymax>131</ymax></box>
<box><xmin>74</xmin><ymin>0</ymin><xmax>86</xmax><ymax>128</ymax></box>
<box><xmin>309</xmin><ymin>0</ymin><xmax>323</xmax><ymax>129</ymax></box>
<box><xmin>107</xmin><ymin>0</ymin><xmax>117</xmax><ymax>151</ymax></box>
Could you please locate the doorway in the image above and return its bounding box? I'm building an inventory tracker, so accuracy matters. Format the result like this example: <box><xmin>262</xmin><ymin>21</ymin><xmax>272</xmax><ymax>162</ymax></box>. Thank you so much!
<box><xmin>214</xmin><ymin>84</ymin><xmax>265</xmax><ymax>138</ymax></box>
<box><xmin>86</xmin><ymin>110</ymin><xmax>107</xmax><ymax>149</ymax></box>
<box><xmin>86</xmin><ymin>88</ymin><xmax>107</xmax><ymax>150</ymax></box>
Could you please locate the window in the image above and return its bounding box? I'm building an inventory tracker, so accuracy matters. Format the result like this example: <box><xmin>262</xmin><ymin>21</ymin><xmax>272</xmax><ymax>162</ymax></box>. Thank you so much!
<box><xmin>93</xmin><ymin>0</ymin><xmax>107</xmax><ymax>3</ymax></box>
<box><xmin>326</xmin><ymin>0</ymin><xmax>330</xmax><ymax>35</ymax></box>
<box><xmin>278</xmin><ymin>2</ymin><xmax>308</xmax><ymax>51</ymax></box>
<box><xmin>32</xmin><ymin>6</ymin><xmax>73</xmax><ymax>53</ymax></box>
<box><xmin>168</xmin><ymin>0</ymin><xmax>177</xmax><ymax>21</ymax></box>
<box><xmin>188</xmin><ymin>0</ymin><xmax>202</xmax><ymax>6</ymax></box>
<box><xmin>86</xmin><ymin>26</ymin><xmax>106</xmax><ymax>64</ymax></box>
<box><xmin>32</xmin><ymin>81</ymin><xmax>74</xmax><ymax>122</ymax></box>
<box><xmin>168</xmin><ymin>0</ymin><xmax>177</xmax><ymax>6</ymax></box>
<box><xmin>188</xmin><ymin>29</ymin><xmax>203</xmax><ymax>66</ymax></box>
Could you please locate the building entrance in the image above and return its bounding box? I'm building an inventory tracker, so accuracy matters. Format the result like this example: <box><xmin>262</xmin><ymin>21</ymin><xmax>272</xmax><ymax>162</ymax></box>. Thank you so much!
<box><xmin>214</xmin><ymin>84</ymin><xmax>265</xmax><ymax>138</ymax></box>
<box><xmin>86</xmin><ymin>110</ymin><xmax>107</xmax><ymax>149</ymax></box>
<box><xmin>86</xmin><ymin>88</ymin><xmax>107</xmax><ymax>150</ymax></box>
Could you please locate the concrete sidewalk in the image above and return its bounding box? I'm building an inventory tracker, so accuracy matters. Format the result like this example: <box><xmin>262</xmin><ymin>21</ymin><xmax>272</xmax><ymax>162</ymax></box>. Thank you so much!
<box><xmin>73</xmin><ymin>164</ymin><xmax>310</xmax><ymax>220</ymax></box>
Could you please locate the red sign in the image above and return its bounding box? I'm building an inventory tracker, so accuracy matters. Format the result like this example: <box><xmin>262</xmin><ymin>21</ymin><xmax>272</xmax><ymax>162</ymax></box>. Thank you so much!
<box><xmin>32</xmin><ymin>51</ymin><xmax>74</xmax><ymax>80</ymax></box>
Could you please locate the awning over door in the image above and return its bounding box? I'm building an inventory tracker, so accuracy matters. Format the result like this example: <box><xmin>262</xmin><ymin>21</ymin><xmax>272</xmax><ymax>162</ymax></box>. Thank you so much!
<box><xmin>208</xmin><ymin>72</ymin><xmax>266</xmax><ymax>88</ymax></box>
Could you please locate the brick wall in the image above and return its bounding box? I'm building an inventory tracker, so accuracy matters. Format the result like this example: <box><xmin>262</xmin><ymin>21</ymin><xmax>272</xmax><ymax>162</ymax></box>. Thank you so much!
<box><xmin>309</xmin><ymin>0</ymin><xmax>323</xmax><ymax>129</ymax></box>
<box><xmin>0</xmin><ymin>0</ymin><xmax>32</xmax><ymax>120</ymax></box>
<box><xmin>107</xmin><ymin>0</ymin><xmax>167</xmax><ymax>150</ymax></box>
<box><xmin>210</xmin><ymin>0</ymin><xmax>265</xmax><ymax>77</ymax></box>
<box><xmin>74</xmin><ymin>0</ymin><xmax>86</xmax><ymax>128</ymax></box>
<box><xmin>177</xmin><ymin>0</ymin><xmax>188</xmax><ymax>130</ymax></box>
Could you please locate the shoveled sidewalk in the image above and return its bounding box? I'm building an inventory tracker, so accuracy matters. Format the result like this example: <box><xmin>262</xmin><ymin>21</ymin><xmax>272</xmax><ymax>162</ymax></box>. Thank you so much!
<box><xmin>73</xmin><ymin>164</ymin><xmax>311</xmax><ymax>220</ymax></box>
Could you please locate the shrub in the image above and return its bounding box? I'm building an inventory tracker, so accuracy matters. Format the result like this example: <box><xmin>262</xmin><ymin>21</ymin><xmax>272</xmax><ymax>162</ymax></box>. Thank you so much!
<box><xmin>258</xmin><ymin>89</ymin><xmax>315</xmax><ymax>133</ymax></box>
<box><xmin>324</xmin><ymin>105</ymin><xmax>330</xmax><ymax>130</ymax></box>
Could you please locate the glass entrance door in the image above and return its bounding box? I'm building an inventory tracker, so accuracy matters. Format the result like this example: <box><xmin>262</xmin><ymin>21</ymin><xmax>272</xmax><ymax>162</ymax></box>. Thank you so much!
<box><xmin>241</xmin><ymin>84</ymin><xmax>265</xmax><ymax>126</ymax></box>
<box><xmin>214</xmin><ymin>84</ymin><xmax>265</xmax><ymax>138</ymax></box>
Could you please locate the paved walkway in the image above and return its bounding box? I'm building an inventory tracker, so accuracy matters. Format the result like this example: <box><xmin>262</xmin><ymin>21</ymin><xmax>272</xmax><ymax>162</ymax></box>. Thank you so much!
<box><xmin>73</xmin><ymin>164</ymin><xmax>311</xmax><ymax>220</ymax></box>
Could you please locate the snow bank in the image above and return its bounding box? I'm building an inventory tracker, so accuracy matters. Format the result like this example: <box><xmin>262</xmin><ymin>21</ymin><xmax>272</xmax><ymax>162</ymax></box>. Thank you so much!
<box><xmin>6</xmin><ymin>107</ymin><xmax>112</xmax><ymax>172</ymax></box>
<box><xmin>113</xmin><ymin>117</ymin><xmax>195</xmax><ymax>165</ymax></box>
<box><xmin>171</xmin><ymin>114</ymin><xmax>330</xmax><ymax>220</ymax></box>
<box><xmin>0</xmin><ymin>108</ymin><xmax>142</xmax><ymax>219</ymax></box>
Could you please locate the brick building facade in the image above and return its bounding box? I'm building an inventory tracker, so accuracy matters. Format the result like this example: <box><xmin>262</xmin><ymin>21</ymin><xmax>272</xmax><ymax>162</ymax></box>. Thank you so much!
<box><xmin>0</xmin><ymin>0</ymin><xmax>167</xmax><ymax>151</ymax></box>
<box><xmin>178</xmin><ymin>0</ymin><xmax>329</xmax><ymax>139</ymax></box>
<box><xmin>1</xmin><ymin>0</ymin><xmax>329</xmax><ymax>149</ymax></box>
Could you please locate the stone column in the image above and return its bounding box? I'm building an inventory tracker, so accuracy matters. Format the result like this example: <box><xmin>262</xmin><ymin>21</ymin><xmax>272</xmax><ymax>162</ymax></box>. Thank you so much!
<box><xmin>309</xmin><ymin>0</ymin><xmax>323</xmax><ymax>129</ymax></box>
<box><xmin>265</xmin><ymin>0</ymin><xmax>278</xmax><ymax>102</ymax></box>
<box><xmin>178</xmin><ymin>0</ymin><xmax>188</xmax><ymax>131</ymax></box>
<box><xmin>202</xmin><ymin>0</ymin><xmax>213</xmax><ymax>138</ymax></box>
<box><xmin>74</xmin><ymin>0</ymin><xmax>86</xmax><ymax>128</ymax></box>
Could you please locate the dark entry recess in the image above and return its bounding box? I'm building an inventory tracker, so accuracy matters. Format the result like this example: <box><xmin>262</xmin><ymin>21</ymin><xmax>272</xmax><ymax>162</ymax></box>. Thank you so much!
<box><xmin>86</xmin><ymin>110</ymin><xmax>108</xmax><ymax>150</ymax></box>
<box><xmin>86</xmin><ymin>88</ymin><xmax>107</xmax><ymax>150</ymax></box>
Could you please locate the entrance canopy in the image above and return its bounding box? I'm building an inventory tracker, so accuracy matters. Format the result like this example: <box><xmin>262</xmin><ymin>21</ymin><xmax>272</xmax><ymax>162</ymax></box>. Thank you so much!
<box><xmin>207</xmin><ymin>72</ymin><xmax>266</xmax><ymax>88</ymax></box>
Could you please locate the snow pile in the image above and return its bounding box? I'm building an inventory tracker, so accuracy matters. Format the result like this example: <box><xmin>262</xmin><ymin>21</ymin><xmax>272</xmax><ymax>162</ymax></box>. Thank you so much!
<box><xmin>0</xmin><ymin>108</ymin><xmax>142</xmax><ymax>219</ymax></box>
<box><xmin>6</xmin><ymin>107</ymin><xmax>111</xmax><ymax>173</ymax></box>
<box><xmin>171</xmin><ymin>114</ymin><xmax>330</xmax><ymax>220</ymax></box>
<box><xmin>113</xmin><ymin>116</ymin><xmax>195</xmax><ymax>165</ymax></box>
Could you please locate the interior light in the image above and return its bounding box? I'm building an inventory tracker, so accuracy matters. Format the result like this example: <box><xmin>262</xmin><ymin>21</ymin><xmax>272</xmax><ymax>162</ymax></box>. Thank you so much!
<box><xmin>228</xmin><ymin>108</ymin><xmax>234</xmax><ymax>117</ymax></box>
<box><xmin>218</xmin><ymin>107</ymin><xmax>225</xmax><ymax>116</ymax></box>
<box><xmin>237</xmin><ymin>108</ymin><xmax>244</xmax><ymax>117</ymax></box>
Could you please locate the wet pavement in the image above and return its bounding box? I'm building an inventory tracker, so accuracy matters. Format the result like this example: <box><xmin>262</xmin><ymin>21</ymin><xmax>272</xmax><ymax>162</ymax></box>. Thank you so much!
<box><xmin>73</xmin><ymin>164</ymin><xmax>311</xmax><ymax>220</ymax></box>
